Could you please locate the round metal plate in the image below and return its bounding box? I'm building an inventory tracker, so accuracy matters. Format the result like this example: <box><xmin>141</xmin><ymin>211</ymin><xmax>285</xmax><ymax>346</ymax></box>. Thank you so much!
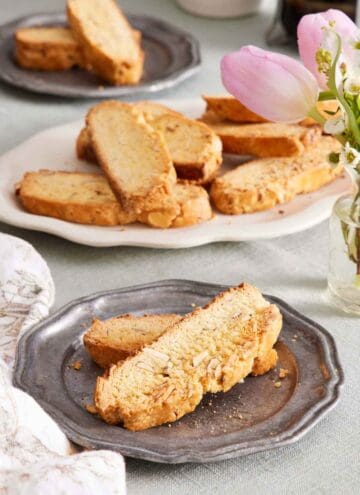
<box><xmin>13</xmin><ymin>280</ymin><xmax>343</xmax><ymax>463</ymax></box>
<box><xmin>0</xmin><ymin>13</ymin><xmax>201</xmax><ymax>98</ymax></box>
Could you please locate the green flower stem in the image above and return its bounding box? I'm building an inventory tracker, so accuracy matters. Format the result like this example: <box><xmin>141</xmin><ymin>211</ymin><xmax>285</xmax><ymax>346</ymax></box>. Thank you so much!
<box><xmin>307</xmin><ymin>106</ymin><xmax>326</xmax><ymax>125</ymax></box>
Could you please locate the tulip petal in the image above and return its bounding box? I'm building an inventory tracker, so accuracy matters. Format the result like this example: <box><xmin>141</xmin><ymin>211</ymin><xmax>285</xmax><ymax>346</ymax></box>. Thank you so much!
<box><xmin>221</xmin><ymin>46</ymin><xmax>319</xmax><ymax>122</ymax></box>
<box><xmin>298</xmin><ymin>9</ymin><xmax>357</xmax><ymax>89</ymax></box>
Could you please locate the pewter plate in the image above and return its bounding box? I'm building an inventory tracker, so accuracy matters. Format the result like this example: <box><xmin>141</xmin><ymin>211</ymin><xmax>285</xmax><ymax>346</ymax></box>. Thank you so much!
<box><xmin>0</xmin><ymin>13</ymin><xmax>201</xmax><ymax>98</ymax></box>
<box><xmin>14</xmin><ymin>280</ymin><xmax>344</xmax><ymax>463</ymax></box>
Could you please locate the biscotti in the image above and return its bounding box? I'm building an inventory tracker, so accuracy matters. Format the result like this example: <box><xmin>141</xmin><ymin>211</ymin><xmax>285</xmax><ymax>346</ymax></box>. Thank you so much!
<box><xmin>84</xmin><ymin>314</ymin><xmax>182</xmax><ymax>368</ymax></box>
<box><xmin>17</xmin><ymin>170</ymin><xmax>212</xmax><ymax>229</ymax></box>
<box><xmin>17</xmin><ymin>170</ymin><xmax>137</xmax><ymax>226</ymax></box>
<box><xmin>67</xmin><ymin>0</ymin><xmax>144</xmax><ymax>85</ymax></box>
<box><xmin>78</xmin><ymin>102</ymin><xmax>223</xmax><ymax>184</ymax></box>
<box><xmin>200</xmin><ymin>116</ymin><xmax>321</xmax><ymax>157</ymax></box>
<box><xmin>86</xmin><ymin>101</ymin><xmax>176</xmax><ymax>214</ymax></box>
<box><xmin>15</xmin><ymin>27</ymin><xmax>84</xmax><ymax>71</ymax></box>
<box><xmin>210</xmin><ymin>136</ymin><xmax>343</xmax><ymax>214</ymax></box>
<box><xmin>202</xmin><ymin>96</ymin><xmax>339</xmax><ymax>128</ymax></box>
<box><xmin>95</xmin><ymin>283</ymin><xmax>282</xmax><ymax>430</ymax></box>
<box><xmin>151</xmin><ymin>113</ymin><xmax>223</xmax><ymax>183</ymax></box>
<box><xmin>203</xmin><ymin>95</ymin><xmax>269</xmax><ymax>123</ymax></box>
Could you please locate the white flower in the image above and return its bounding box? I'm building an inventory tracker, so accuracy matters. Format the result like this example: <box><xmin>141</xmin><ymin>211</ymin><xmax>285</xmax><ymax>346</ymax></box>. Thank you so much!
<box><xmin>344</xmin><ymin>76</ymin><xmax>360</xmax><ymax>94</ymax></box>
<box><xmin>323</xmin><ymin>115</ymin><xmax>346</xmax><ymax>135</ymax></box>
<box><xmin>340</xmin><ymin>142</ymin><xmax>360</xmax><ymax>168</ymax></box>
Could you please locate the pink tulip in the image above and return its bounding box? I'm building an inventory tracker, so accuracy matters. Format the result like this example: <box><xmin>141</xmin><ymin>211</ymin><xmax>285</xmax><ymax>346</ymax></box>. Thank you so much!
<box><xmin>298</xmin><ymin>9</ymin><xmax>357</xmax><ymax>89</ymax></box>
<box><xmin>221</xmin><ymin>46</ymin><xmax>319</xmax><ymax>123</ymax></box>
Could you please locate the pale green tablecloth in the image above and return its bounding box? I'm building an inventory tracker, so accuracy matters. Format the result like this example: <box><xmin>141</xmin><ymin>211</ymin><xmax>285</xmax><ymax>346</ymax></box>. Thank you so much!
<box><xmin>0</xmin><ymin>1</ymin><xmax>359</xmax><ymax>493</ymax></box>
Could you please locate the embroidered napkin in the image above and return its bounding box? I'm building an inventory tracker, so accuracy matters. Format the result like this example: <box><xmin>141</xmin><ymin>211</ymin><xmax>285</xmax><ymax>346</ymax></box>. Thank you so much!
<box><xmin>0</xmin><ymin>233</ymin><xmax>126</xmax><ymax>495</ymax></box>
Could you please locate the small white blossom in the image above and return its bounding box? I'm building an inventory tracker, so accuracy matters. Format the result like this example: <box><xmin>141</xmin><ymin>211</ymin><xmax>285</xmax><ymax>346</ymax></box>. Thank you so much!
<box><xmin>340</xmin><ymin>142</ymin><xmax>360</xmax><ymax>168</ymax></box>
<box><xmin>323</xmin><ymin>115</ymin><xmax>346</xmax><ymax>135</ymax></box>
<box><xmin>344</xmin><ymin>76</ymin><xmax>360</xmax><ymax>94</ymax></box>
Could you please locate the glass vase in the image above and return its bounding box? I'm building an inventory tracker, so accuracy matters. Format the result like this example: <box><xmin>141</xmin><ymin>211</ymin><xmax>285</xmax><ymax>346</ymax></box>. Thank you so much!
<box><xmin>327</xmin><ymin>193</ymin><xmax>360</xmax><ymax>315</ymax></box>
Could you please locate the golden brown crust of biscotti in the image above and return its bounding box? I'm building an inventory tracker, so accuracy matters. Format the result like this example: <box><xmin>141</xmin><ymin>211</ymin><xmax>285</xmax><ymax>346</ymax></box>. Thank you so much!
<box><xmin>17</xmin><ymin>170</ymin><xmax>136</xmax><ymax>226</ymax></box>
<box><xmin>86</xmin><ymin>101</ymin><xmax>176</xmax><ymax>214</ymax></box>
<box><xmin>95</xmin><ymin>283</ymin><xmax>282</xmax><ymax>430</ymax></box>
<box><xmin>202</xmin><ymin>95</ymin><xmax>269</xmax><ymax>123</ymax></box>
<box><xmin>210</xmin><ymin>137</ymin><xmax>343</xmax><ymax>215</ymax></box>
<box><xmin>67</xmin><ymin>0</ymin><xmax>144</xmax><ymax>85</ymax></box>
<box><xmin>200</xmin><ymin>114</ymin><xmax>321</xmax><ymax>157</ymax></box>
<box><xmin>15</xmin><ymin>27</ymin><xmax>85</xmax><ymax>71</ymax></box>
<box><xmin>84</xmin><ymin>314</ymin><xmax>182</xmax><ymax>368</ymax></box>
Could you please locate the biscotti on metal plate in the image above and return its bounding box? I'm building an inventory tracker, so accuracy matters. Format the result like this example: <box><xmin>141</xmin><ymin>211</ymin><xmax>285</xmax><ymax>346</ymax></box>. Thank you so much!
<box><xmin>95</xmin><ymin>283</ymin><xmax>282</xmax><ymax>430</ymax></box>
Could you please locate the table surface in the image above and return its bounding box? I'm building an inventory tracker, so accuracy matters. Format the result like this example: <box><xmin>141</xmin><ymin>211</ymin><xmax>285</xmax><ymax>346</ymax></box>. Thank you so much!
<box><xmin>0</xmin><ymin>1</ymin><xmax>359</xmax><ymax>494</ymax></box>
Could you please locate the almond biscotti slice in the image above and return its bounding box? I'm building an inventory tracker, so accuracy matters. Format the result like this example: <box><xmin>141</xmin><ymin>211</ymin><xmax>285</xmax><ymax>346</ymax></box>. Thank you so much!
<box><xmin>203</xmin><ymin>95</ymin><xmax>269</xmax><ymax>123</ymax></box>
<box><xmin>95</xmin><ymin>283</ymin><xmax>282</xmax><ymax>430</ymax></box>
<box><xmin>210</xmin><ymin>136</ymin><xmax>343</xmax><ymax>215</ymax></box>
<box><xmin>86</xmin><ymin>101</ymin><xmax>176</xmax><ymax>214</ymax></box>
<box><xmin>200</xmin><ymin>116</ymin><xmax>321</xmax><ymax>157</ymax></box>
<box><xmin>84</xmin><ymin>314</ymin><xmax>182</xmax><ymax>368</ymax></box>
<box><xmin>151</xmin><ymin>113</ymin><xmax>223</xmax><ymax>183</ymax></box>
<box><xmin>15</xmin><ymin>27</ymin><xmax>85</xmax><ymax>71</ymax></box>
<box><xmin>17</xmin><ymin>170</ymin><xmax>136</xmax><ymax>226</ymax></box>
<box><xmin>67</xmin><ymin>0</ymin><xmax>144</xmax><ymax>85</ymax></box>
<box><xmin>17</xmin><ymin>170</ymin><xmax>211</xmax><ymax>229</ymax></box>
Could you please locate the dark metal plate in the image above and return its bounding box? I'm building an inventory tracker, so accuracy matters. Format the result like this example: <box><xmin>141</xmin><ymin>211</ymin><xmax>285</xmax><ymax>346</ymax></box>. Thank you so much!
<box><xmin>13</xmin><ymin>280</ymin><xmax>343</xmax><ymax>463</ymax></box>
<box><xmin>0</xmin><ymin>13</ymin><xmax>201</xmax><ymax>98</ymax></box>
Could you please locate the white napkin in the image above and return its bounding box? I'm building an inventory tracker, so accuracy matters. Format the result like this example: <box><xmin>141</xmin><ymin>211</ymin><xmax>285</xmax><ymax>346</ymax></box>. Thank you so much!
<box><xmin>0</xmin><ymin>234</ymin><xmax>126</xmax><ymax>495</ymax></box>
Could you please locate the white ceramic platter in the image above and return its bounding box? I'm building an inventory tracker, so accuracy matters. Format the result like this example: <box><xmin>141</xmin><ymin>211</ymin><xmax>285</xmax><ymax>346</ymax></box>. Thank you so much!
<box><xmin>0</xmin><ymin>99</ymin><xmax>352</xmax><ymax>248</ymax></box>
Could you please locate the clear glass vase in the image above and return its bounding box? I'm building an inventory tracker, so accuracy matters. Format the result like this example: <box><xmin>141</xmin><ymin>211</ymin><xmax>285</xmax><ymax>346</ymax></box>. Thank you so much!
<box><xmin>327</xmin><ymin>193</ymin><xmax>360</xmax><ymax>315</ymax></box>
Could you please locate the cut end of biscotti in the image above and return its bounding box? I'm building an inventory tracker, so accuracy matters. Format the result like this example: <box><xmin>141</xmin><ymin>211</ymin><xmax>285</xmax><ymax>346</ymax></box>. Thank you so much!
<box><xmin>84</xmin><ymin>313</ymin><xmax>182</xmax><ymax>368</ymax></box>
<box><xmin>18</xmin><ymin>170</ymin><xmax>136</xmax><ymax>226</ymax></box>
<box><xmin>86</xmin><ymin>100</ymin><xmax>176</xmax><ymax>214</ymax></box>
<box><xmin>67</xmin><ymin>0</ymin><xmax>144</xmax><ymax>85</ymax></box>
<box><xmin>202</xmin><ymin>95</ymin><xmax>269</xmax><ymax>124</ymax></box>
<box><xmin>151</xmin><ymin>113</ymin><xmax>223</xmax><ymax>184</ymax></box>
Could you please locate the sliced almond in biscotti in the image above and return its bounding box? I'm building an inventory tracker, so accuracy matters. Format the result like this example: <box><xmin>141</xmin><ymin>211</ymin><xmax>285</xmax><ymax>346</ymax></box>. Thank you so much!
<box><xmin>86</xmin><ymin>101</ymin><xmax>176</xmax><ymax>214</ymax></box>
<box><xmin>138</xmin><ymin>182</ymin><xmax>213</xmax><ymax>228</ymax></box>
<box><xmin>17</xmin><ymin>170</ymin><xmax>136</xmax><ymax>226</ymax></box>
<box><xmin>15</xmin><ymin>27</ymin><xmax>85</xmax><ymax>71</ymax></box>
<box><xmin>95</xmin><ymin>283</ymin><xmax>282</xmax><ymax>430</ymax></box>
<box><xmin>210</xmin><ymin>136</ymin><xmax>343</xmax><ymax>215</ymax></box>
<box><xmin>67</xmin><ymin>0</ymin><xmax>144</xmax><ymax>85</ymax></box>
<box><xmin>151</xmin><ymin>113</ymin><xmax>223</xmax><ymax>184</ymax></box>
<box><xmin>200</xmin><ymin>115</ymin><xmax>321</xmax><ymax>157</ymax></box>
<box><xmin>202</xmin><ymin>95</ymin><xmax>269</xmax><ymax>123</ymax></box>
<box><xmin>84</xmin><ymin>314</ymin><xmax>182</xmax><ymax>368</ymax></box>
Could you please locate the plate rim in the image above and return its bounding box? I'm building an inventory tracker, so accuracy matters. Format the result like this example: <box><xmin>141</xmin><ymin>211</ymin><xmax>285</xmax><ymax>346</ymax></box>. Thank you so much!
<box><xmin>0</xmin><ymin>12</ymin><xmax>201</xmax><ymax>98</ymax></box>
<box><xmin>13</xmin><ymin>279</ymin><xmax>344</xmax><ymax>463</ymax></box>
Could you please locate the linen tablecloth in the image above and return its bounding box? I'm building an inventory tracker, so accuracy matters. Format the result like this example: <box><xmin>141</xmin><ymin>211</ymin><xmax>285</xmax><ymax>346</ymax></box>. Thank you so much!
<box><xmin>0</xmin><ymin>234</ymin><xmax>126</xmax><ymax>495</ymax></box>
